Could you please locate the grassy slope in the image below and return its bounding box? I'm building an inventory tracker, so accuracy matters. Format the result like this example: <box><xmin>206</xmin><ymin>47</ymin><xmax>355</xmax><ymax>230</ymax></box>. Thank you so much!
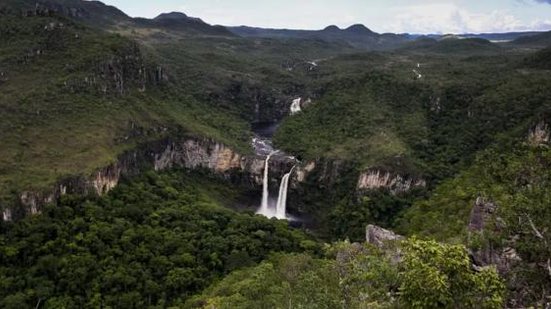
<box><xmin>0</xmin><ymin>10</ymin><xmax>357</xmax><ymax>202</ymax></box>
<box><xmin>0</xmin><ymin>14</ymin><xmax>251</xmax><ymax>200</ymax></box>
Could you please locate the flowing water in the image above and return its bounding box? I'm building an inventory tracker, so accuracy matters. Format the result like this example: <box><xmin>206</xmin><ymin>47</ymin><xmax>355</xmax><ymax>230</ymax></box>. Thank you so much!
<box><xmin>275</xmin><ymin>166</ymin><xmax>295</xmax><ymax>219</ymax></box>
<box><xmin>256</xmin><ymin>151</ymin><xmax>276</xmax><ymax>217</ymax></box>
<box><xmin>252</xmin><ymin>118</ymin><xmax>297</xmax><ymax>220</ymax></box>
<box><xmin>290</xmin><ymin>98</ymin><xmax>302</xmax><ymax>115</ymax></box>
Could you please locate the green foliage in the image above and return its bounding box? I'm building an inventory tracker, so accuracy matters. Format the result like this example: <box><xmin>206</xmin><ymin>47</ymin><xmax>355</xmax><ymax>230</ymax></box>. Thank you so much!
<box><xmin>400</xmin><ymin>238</ymin><xmax>505</xmax><ymax>309</ymax></box>
<box><xmin>190</xmin><ymin>243</ymin><xmax>396</xmax><ymax>309</ymax></box>
<box><xmin>400</xmin><ymin>141</ymin><xmax>551</xmax><ymax>305</ymax></box>
<box><xmin>193</xmin><ymin>240</ymin><xmax>505</xmax><ymax>309</ymax></box>
<box><xmin>329</xmin><ymin>191</ymin><xmax>420</xmax><ymax>242</ymax></box>
<box><xmin>274</xmin><ymin>72</ymin><xmax>428</xmax><ymax>170</ymax></box>
<box><xmin>189</xmin><ymin>253</ymin><xmax>341</xmax><ymax>309</ymax></box>
<box><xmin>0</xmin><ymin>14</ymin><xmax>254</xmax><ymax>202</ymax></box>
<box><xmin>0</xmin><ymin>170</ymin><xmax>317</xmax><ymax>307</ymax></box>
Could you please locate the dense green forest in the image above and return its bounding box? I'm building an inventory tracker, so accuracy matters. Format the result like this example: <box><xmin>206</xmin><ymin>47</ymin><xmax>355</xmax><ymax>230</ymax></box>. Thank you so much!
<box><xmin>0</xmin><ymin>170</ymin><xmax>318</xmax><ymax>307</ymax></box>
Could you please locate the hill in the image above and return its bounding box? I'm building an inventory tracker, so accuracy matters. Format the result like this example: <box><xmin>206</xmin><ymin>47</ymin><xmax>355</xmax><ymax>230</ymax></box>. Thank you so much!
<box><xmin>228</xmin><ymin>24</ymin><xmax>409</xmax><ymax>50</ymax></box>
<box><xmin>512</xmin><ymin>30</ymin><xmax>551</xmax><ymax>47</ymax></box>
<box><xmin>0</xmin><ymin>11</ymin><xmax>253</xmax><ymax>205</ymax></box>
<box><xmin>0</xmin><ymin>0</ymin><xmax>234</xmax><ymax>37</ymax></box>
<box><xmin>401</xmin><ymin>37</ymin><xmax>501</xmax><ymax>54</ymax></box>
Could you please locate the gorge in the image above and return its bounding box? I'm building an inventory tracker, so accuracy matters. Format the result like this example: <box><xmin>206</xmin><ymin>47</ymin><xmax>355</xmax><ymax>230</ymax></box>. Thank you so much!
<box><xmin>252</xmin><ymin>110</ymin><xmax>298</xmax><ymax>220</ymax></box>
<box><xmin>1</xmin><ymin>1</ymin><xmax>551</xmax><ymax>307</ymax></box>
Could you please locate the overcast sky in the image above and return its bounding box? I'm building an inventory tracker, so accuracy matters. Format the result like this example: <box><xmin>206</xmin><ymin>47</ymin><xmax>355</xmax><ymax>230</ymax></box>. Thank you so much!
<box><xmin>101</xmin><ymin>0</ymin><xmax>551</xmax><ymax>34</ymax></box>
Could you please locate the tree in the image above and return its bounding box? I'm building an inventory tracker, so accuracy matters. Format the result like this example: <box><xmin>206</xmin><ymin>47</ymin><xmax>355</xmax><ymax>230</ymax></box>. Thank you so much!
<box><xmin>400</xmin><ymin>238</ymin><xmax>505</xmax><ymax>309</ymax></box>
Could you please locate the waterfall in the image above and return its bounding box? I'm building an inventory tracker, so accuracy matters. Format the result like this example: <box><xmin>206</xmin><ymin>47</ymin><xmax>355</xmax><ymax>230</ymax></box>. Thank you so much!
<box><xmin>275</xmin><ymin>166</ymin><xmax>295</xmax><ymax>219</ymax></box>
<box><xmin>257</xmin><ymin>151</ymin><xmax>276</xmax><ymax>216</ymax></box>
<box><xmin>290</xmin><ymin>98</ymin><xmax>302</xmax><ymax>115</ymax></box>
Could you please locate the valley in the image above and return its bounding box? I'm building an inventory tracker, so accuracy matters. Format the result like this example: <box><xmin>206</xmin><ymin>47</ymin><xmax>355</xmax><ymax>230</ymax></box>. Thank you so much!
<box><xmin>1</xmin><ymin>0</ymin><xmax>551</xmax><ymax>308</ymax></box>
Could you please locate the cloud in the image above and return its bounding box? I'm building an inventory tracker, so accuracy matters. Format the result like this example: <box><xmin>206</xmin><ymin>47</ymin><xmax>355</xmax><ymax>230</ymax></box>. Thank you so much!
<box><xmin>381</xmin><ymin>3</ymin><xmax>548</xmax><ymax>34</ymax></box>
<box><xmin>535</xmin><ymin>0</ymin><xmax>551</xmax><ymax>4</ymax></box>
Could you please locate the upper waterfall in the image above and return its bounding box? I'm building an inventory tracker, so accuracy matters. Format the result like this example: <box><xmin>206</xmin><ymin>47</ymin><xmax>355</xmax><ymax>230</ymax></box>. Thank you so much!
<box><xmin>290</xmin><ymin>98</ymin><xmax>302</xmax><ymax>115</ymax></box>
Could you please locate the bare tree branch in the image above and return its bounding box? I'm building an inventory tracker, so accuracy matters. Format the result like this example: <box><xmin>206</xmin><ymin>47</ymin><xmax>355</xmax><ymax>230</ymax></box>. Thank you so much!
<box><xmin>526</xmin><ymin>214</ymin><xmax>545</xmax><ymax>240</ymax></box>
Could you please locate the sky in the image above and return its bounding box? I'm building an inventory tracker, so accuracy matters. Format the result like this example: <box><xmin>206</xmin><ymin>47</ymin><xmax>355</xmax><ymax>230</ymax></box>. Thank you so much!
<box><xmin>100</xmin><ymin>0</ymin><xmax>551</xmax><ymax>34</ymax></box>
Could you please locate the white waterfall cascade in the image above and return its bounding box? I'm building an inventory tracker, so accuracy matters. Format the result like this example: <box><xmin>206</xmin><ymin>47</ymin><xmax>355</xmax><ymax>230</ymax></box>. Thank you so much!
<box><xmin>257</xmin><ymin>151</ymin><xmax>276</xmax><ymax>216</ymax></box>
<box><xmin>290</xmin><ymin>98</ymin><xmax>302</xmax><ymax>115</ymax></box>
<box><xmin>275</xmin><ymin>166</ymin><xmax>295</xmax><ymax>219</ymax></box>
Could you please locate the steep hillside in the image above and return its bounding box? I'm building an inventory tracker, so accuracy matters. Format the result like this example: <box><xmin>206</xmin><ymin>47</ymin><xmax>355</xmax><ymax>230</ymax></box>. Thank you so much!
<box><xmin>398</xmin><ymin>128</ymin><xmax>551</xmax><ymax>305</ymax></box>
<box><xmin>0</xmin><ymin>0</ymin><xmax>132</xmax><ymax>26</ymax></box>
<box><xmin>0</xmin><ymin>1</ymin><xmax>359</xmax><ymax>214</ymax></box>
<box><xmin>273</xmin><ymin>47</ymin><xmax>551</xmax><ymax>241</ymax></box>
<box><xmin>525</xmin><ymin>46</ymin><xmax>551</xmax><ymax>69</ymax></box>
<box><xmin>0</xmin><ymin>0</ymin><xmax>235</xmax><ymax>37</ymax></box>
<box><xmin>0</xmin><ymin>12</ymin><xmax>251</xmax><ymax>206</ymax></box>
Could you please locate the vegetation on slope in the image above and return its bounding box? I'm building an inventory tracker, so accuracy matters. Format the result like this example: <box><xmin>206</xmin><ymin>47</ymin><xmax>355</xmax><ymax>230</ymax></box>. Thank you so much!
<box><xmin>0</xmin><ymin>14</ymin><xmax>252</xmax><ymax>202</ymax></box>
<box><xmin>274</xmin><ymin>47</ymin><xmax>551</xmax><ymax>244</ymax></box>
<box><xmin>190</xmin><ymin>239</ymin><xmax>505</xmax><ymax>309</ymax></box>
<box><xmin>398</xmin><ymin>138</ymin><xmax>551</xmax><ymax>305</ymax></box>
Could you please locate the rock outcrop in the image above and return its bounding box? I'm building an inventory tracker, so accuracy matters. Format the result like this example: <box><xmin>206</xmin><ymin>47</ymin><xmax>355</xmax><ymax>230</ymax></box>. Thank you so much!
<box><xmin>467</xmin><ymin>196</ymin><xmax>522</xmax><ymax>274</ymax></box>
<box><xmin>468</xmin><ymin>196</ymin><xmax>498</xmax><ymax>232</ymax></box>
<box><xmin>357</xmin><ymin>170</ymin><xmax>426</xmax><ymax>194</ymax></box>
<box><xmin>528</xmin><ymin>121</ymin><xmax>550</xmax><ymax>146</ymax></box>
<box><xmin>295</xmin><ymin>161</ymin><xmax>316</xmax><ymax>183</ymax></box>
<box><xmin>470</xmin><ymin>246</ymin><xmax>522</xmax><ymax>275</ymax></box>
<box><xmin>366</xmin><ymin>224</ymin><xmax>404</xmax><ymax>248</ymax></box>
<box><xmin>64</xmin><ymin>43</ymin><xmax>167</xmax><ymax>95</ymax></box>
<box><xmin>291</xmin><ymin>159</ymin><xmax>352</xmax><ymax>190</ymax></box>
<box><xmin>366</xmin><ymin>224</ymin><xmax>404</xmax><ymax>265</ymax></box>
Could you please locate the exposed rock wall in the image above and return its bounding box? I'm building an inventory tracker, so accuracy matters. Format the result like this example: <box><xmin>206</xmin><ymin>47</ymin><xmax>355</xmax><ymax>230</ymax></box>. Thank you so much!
<box><xmin>66</xmin><ymin>44</ymin><xmax>167</xmax><ymax>95</ymax></box>
<box><xmin>366</xmin><ymin>224</ymin><xmax>404</xmax><ymax>247</ymax></box>
<box><xmin>468</xmin><ymin>196</ymin><xmax>497</xmax><ymax>232</ymax></box>
<box><xmin>528</xmin><ymin>121</ymin><xmax>550</xmax><ymax>146</ymax></box>
<box><xmin>357</xmin><ymin>170</ymin><xmax>426</xmax><ymax>194</ymax></box>
<box><xmin>467</xmin><ymin>196</ymin><xmax>522</xmax><ymax>275</ymax></box>
<box><xmin>0</xmin><ymin>136</ymin><xmax>284</xmax><ymax>222</ymax></box>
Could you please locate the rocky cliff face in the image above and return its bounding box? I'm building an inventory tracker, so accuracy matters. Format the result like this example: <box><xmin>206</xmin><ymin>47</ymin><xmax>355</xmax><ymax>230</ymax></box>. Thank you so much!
<box><xmin>468</xmin><ymin>196</ymin><xmax>498</xmax><ymax>232</ymax></box>
<box><xmin>366</xmin><ymin>224</ymin><xmax>404</xmax><ymax>247</ymax></box>
<box><xmin>357</xmin><ymin>170</ymin><xmax>426</xmax><ymax>194</ymax></box>
<box><xmin>528</xmin><ymin>121</ymin><xmax>550</xmax><ymax>146</ymax></box>
<box><xmin>291</xmin><ymin>159</ymin><xmax>351</xmax><ymax>188</ymax></box>
<box><xmin>467</xmin><ymin>196</ymin><xmax>521</xmax><ymax>275</ymax></box>
<box><xmin>65</xmin><ymin>43</ymin><xmax>167</xmax><ymax>95</ymax></box>
<box><xmin>0</xmin><ymin>136</ymin><xmax>289</xmax><ymax>222</ymax></box>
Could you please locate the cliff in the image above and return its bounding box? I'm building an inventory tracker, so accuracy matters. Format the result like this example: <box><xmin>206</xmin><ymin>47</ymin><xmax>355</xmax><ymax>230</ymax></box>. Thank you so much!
<box><xmin>357</xmin><ymin>169</ymin><xmax>426</xmax><ymax>194</ymax></box>
<box><xmin>1</xmin><ymin>136</ymin><xmax>296</xmax><ymax>222</ymax></box>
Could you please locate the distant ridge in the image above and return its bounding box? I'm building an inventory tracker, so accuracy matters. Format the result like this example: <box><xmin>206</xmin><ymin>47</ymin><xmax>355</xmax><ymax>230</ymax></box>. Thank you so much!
<box><xmin>512</xmin><ymin>30</ymin><xmax>551</xmax><ymax>47</ymax></box>
<box><xmin>0</xmin><ymin>0</ymin><xmax>547</xmax><ymax>47</ymax></box>
<box><xmin>0</xmin><ymin>0</ymin><xmax>233</xmax><ymax>36</ymax></box>
<box><xmin>228</xmin><ymin>24</ymin><xmax>408</xmax><ymax>50</ymax></box>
